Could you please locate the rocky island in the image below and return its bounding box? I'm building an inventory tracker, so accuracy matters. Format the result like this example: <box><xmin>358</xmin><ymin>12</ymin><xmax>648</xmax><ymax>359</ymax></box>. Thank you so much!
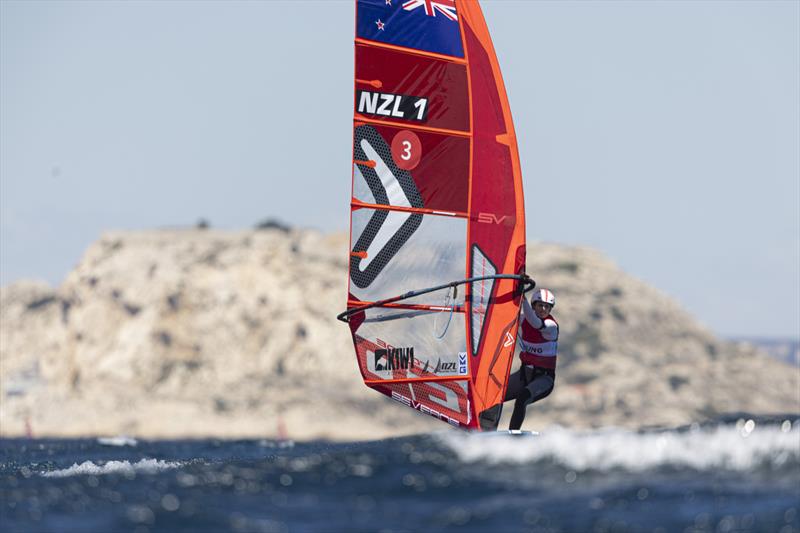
<box><xmin>1</xmin><ymin>227</ymin><xmax>797</xmax><ymax>440</ymax></box>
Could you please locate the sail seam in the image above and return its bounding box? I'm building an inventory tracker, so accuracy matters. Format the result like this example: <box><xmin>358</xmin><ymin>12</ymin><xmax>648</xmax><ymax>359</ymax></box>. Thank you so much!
<box><xmin>355</xmin><ymin>38</ymin><xmax>467</xmax><ymax>65</ymax></box>
<box><xmin>353</xmin><ymin>116</ymin><xmax>471</xmax><ymax>138</ymax></box>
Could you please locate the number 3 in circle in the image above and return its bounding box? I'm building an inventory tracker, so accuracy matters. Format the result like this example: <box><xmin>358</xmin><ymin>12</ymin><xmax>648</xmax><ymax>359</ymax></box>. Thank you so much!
<box><xmin>391</xmin><ymin>130</ymin><xmax>422</xmax><ymax>170</ymax></box>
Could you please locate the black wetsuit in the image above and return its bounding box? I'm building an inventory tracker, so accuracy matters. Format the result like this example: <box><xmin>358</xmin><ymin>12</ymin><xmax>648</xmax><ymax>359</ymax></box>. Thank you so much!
<box><xmin>503</xmin><ymin>365</ymin><xmax>555</xmax><ymax>430</ymax></box>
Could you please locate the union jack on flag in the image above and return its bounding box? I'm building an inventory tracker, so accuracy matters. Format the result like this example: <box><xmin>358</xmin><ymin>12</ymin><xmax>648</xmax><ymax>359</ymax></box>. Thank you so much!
<box><xmin>402</xmin><ymin>0</ymin><xmax>458</xmax><ymax>21</ymax></box>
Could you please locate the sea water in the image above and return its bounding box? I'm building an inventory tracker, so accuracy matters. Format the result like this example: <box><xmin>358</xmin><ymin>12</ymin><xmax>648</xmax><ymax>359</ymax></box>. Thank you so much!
<box><xmin>1</xmin><ymin>417</ymin><xmax>798</xmax><ymax>532</ymax></box>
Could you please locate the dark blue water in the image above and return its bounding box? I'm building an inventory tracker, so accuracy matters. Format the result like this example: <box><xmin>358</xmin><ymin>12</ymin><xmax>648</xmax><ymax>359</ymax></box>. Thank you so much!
<box><xmin>1</xmin><ymin>419</ymin><xmax>799</xmax><ymax>532</ymax></box>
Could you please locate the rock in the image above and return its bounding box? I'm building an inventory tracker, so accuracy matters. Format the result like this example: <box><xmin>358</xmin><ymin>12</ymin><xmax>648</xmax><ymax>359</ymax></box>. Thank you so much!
<box><xmin>1</xmin><ymin>228</ymin><xmax>797</xmax><ymax>440</ymax></box>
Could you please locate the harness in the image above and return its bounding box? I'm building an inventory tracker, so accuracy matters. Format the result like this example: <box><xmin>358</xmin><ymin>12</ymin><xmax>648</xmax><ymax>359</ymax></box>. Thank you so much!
<box><xmin>519</xmin><ymin>313</ymin><xmax>559</xmax><ymax>370</ymax></box>
<box><xmin>520</xmin><ymin>364</ymin><xmax>555</xmax><ymax>386</ymax></box>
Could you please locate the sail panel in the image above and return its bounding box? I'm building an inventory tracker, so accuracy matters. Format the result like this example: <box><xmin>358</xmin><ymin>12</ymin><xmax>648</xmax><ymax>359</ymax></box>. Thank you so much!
<box><xmin>376</xmin><ymin>380</ymin><xmax>471</xmax><ymax>427</ymax></box>
<box><xmin>352</xmin><ymin>307</ymin><xmax>468</xmax><ymax>381</ymax></box>
<box><xmin>469</xmin><ymin>244</ymin><xmax>496</xmax><ymax>356</ymax></box>
<box><xmin>353</xmin><ymin>123</ymin><xmax>469</xmax><ymax>213</ymax></box>
<box><xmin>356</xmin><ymin>0</ymin><xmax>464</xmax><ymax>58</ymax></box>
<box><xmin>354</xmin><ymin>44</ymin><xmax>469</xmax><ymax>132</ymax></box>
<box><xmin>463</xmin><ymin>22</ymin><xmax>517</xmax><ymax>266</ymax></box>
<box><xmin>350</xmin><ymin>208</ymin><xmax>467</xmax><ymax>305</ymax></box>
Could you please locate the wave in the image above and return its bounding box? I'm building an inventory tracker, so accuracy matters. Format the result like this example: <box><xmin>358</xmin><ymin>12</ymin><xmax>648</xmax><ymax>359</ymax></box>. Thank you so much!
<box><xmin>96</xmin><ymin>436</ymin><xmax>138</xmax><ymax>447</ymax></box>
<box><xmin>436</xmin><ymin>422</ymin><xmax>800</xmax><ymax>472</ymax></box>
<box><xmin>41</xmin><ymin>458</ymin><xmax>182</xmax><ymax>478</ymax></box>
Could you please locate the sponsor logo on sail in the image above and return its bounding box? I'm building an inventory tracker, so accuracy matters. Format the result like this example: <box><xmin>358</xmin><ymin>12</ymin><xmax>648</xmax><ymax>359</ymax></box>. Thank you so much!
<box><xmin>374</xmin><ymin>347</ymin><xmax>415</xmax><ymax>371</ymax></box>
<box><xmin>391</xmin><ymin>391</ymin><xmax>460</xmax><ymax>427</ymax></box>
<box><xmin>477</xmin><ymin>212</ymin><xmax>513</xmax><ymax>225</ymax></box>
<box><xmin>434</xmin><ymin>359</ymin><xmax>457</xmax><ymax>373</ymax></box>
<box><xmin>458</xmin><ymin>352</ymin><xmax>468</xmax><ymax>375</ymax></box>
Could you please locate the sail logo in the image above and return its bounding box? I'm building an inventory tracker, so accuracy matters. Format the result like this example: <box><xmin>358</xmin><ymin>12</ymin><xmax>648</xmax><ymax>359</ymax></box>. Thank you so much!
<box><xmin>477</xmin><ymin>212</ymin><xmax>513</xmax><ymax>225</ymax></box>
<box><xmin>374</xmin><ymin>347</ymin><xmax>415</xmax><ymax>371</ymax></box>
<box><xmin>391</xmin><ymin>390</ymin><xmax>461</xmax><ymax>427</ymax></box>
<box><xmin>504</xmin><ymin>332</ymin><xmax>515</xmax><ymax>347</ymax></box>
<box><xmin>458</xmin><ymin>352</ymin><xmax>468</xmax><ymax>375</ymax></box>
<box><xmin>434</xmin><ymin>360</ymin><xmax>457</xmax><ymax>373</ymax></box>
<box><xmin>357</xmin><ymin>90</ymin><xmax>428</xmax><ymax>122</ymax></box>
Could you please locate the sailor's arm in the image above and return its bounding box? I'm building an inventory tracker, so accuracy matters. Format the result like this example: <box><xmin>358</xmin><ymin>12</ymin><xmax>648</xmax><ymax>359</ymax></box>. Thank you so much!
<box><xmin>521</xmin><ymin>299</ymin><xmax>559</xmax><ymax>341</ymax></box>
<box><xmin>521</xmin><ymin>297</ymin><xmax>539</xmax><ymax>325</ymax></box>
<box><xmin>539</xmin><ymin>319</ymin><xmax>558</xmax><ymax>341</ymax></box>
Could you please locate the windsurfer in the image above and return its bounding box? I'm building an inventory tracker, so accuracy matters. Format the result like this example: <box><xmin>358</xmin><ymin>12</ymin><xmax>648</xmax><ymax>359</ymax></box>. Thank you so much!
<box><xmin>504</xmin><ymin>288</ymin><xmax>559</xmax><ymax>430</ymax></box>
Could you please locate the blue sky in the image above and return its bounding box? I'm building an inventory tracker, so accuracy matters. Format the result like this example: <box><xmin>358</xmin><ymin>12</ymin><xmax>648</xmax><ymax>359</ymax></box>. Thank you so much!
<box><xmin>1</xmin><ymin>0</ymin><xmax>798</xmax><ymax>338</ymax></box>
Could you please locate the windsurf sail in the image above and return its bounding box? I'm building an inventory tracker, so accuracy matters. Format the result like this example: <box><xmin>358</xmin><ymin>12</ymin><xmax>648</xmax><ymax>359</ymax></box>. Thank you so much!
<box><xmin>340</xmin><ymin>0</ymin><xmax>528</xmax><ymax>431</ymax></box>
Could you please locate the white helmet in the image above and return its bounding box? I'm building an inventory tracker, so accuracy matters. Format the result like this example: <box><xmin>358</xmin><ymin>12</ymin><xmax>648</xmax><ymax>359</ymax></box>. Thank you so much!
<box><xmin>532</xmin><ymin>288</ymin><xmax>555</xmax><ymax>307</ymax></box>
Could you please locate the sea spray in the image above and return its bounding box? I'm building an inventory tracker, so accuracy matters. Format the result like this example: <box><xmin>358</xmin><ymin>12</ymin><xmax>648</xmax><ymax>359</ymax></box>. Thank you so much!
<box><xmin>42</xmin><ymin>458</ymin><xmax>183</xmax><ymax>478</ymax></box>
<box><xmin>437</xmin><ymin>423</ymin><xmax>800</xmax><ymax>471</ymax></box>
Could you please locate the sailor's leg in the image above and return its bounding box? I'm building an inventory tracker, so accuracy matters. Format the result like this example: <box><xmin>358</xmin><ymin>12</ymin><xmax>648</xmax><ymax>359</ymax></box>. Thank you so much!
<box><xmin>504</xmin><ymin>369</ymin><xmax>524</xmax><ymax>402</ymax></box>
<box><xmin>526</xmin><ymin>374</ymin><xmax>555</xmax><ymax>404</ymax></box>
<box><xmin>479</xmin><ymin>369</ymin><xmax>524</xmax><ymax>430</ymax></box>
<box><xmin>509</xmin><ymin>388</ymin><xmax>531</xmax><ymax>430</ymax></box>
<box><xmin>508</xmin><ymin>366</ymin><xmax>534</xmax><ymax>430</ymax></box>
<box><xmin>509</xmin><ymin>371</ymin><xmax>555</xmax><ymax>430</ymax></box>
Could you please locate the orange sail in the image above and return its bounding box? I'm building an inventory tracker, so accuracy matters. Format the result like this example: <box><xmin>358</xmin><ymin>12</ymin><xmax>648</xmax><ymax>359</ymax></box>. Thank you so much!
<box><xmin>339</xmin><ymin>0</ymin><xmax>527</xmax><ymax>431</ymax></box>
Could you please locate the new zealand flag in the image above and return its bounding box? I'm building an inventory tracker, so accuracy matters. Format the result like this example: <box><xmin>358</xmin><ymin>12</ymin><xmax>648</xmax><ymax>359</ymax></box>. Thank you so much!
<box><xmin>356</xmin><ymin>0</ymin><xmax>464</xmax><ymax>58</ymax></box>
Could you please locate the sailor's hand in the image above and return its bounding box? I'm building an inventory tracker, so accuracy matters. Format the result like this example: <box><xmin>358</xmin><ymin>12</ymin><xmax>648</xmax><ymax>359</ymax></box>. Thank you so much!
<box><xmin>517</xmin><ymin>274</ymin><xmax>535</xmax><ymax>295</ymax></box>
<box><xmin>515</xmin><ymin>275</ymin><xmax>533</xmax><ymax>296</ymax></box>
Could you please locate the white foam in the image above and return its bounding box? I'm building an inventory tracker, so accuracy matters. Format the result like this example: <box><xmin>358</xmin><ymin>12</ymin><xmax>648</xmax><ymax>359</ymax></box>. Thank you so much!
<box><xmin>258</xmin><ymin>439</ymin><xmax>295</xmax><ymax>449</ymax></box>
<box><xmin>437</xmin><ymin>425</ymin><xmax>800</xmax><ymax>472</ymax></box>
<box><xmin>41</xmin><ymin>458</ymin><xmax>182</xmax><ymax>478</ymax></box>
<box><xmin>97</xmin><ymin>436</ymin><xmax>138</xmax><ymax>447</ymax></box>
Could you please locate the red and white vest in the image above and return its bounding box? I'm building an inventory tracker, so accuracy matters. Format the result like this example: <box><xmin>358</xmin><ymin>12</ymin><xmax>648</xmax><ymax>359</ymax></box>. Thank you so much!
<box><xmin>519</xmin><ymin>314</ymin><xmax>559</xmax><ymax>370</ymax></box>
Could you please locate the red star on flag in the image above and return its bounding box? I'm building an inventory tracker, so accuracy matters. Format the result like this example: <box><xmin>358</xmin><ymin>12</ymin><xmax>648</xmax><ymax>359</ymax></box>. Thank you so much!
<box><xmin>375</xmin><ymin>19</ymin><xmax>385</xmax><ymax>31</ymax></box>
